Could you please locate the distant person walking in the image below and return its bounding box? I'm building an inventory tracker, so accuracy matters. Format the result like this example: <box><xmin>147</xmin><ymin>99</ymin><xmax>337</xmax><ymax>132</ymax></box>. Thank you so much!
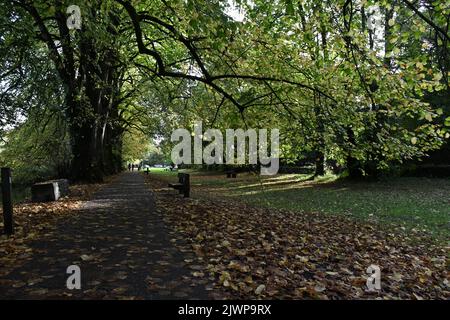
<box><xmin>128</xmin><ymin>163</ymin><xmax>131</xmax><ymax>171</ymax></box>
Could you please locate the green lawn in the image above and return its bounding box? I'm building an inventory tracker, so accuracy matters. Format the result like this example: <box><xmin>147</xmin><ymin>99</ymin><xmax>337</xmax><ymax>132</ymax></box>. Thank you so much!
<box><xmin>143</xmin><ymin>167</ymin><xmax>174</xmax><ymax>174</ymax></box>
<box><xmin>150</xmin><ymin>170</ymin><xmax>450</xmax><ymax>241</ymax></box>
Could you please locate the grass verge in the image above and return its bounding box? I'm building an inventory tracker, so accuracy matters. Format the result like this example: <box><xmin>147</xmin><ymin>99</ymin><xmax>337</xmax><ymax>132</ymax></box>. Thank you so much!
<box><xmin>148</xmin><ymin>169</ymin><xmax>450</xmax><ymax>242</ymax></box>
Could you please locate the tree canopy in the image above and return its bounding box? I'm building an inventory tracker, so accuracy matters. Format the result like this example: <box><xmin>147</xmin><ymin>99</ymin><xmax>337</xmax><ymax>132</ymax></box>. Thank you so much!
<box><xmin>1</xmin><ymin>0</ymin><xmax>449</xmax><ymax>181</ymax></box>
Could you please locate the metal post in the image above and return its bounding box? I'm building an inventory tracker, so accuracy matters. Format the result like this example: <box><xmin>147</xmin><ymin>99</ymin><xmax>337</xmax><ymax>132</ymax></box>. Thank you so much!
<box><xmin>184</xmin><ymin>174</ymin><xmax>190</xmax><ymax>198</ymax></box>
<box><xmin>1</xmin><ymin>167</ymin><xmax>14</xmax><ymax>235</ymax></box>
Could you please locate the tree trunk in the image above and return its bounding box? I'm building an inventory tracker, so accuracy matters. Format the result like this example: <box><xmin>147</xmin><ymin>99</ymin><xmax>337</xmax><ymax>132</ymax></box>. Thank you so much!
<box><xmin>314</xmin><ymin>152</ymin><xmax>325</xmax><ymax>177</ymax></box>
<box><xmin>346</xmin><ymin>127</ymin><xmax>363</xmax><ymax>179</ymax></box>
<box><xmin>66</xmin><ymin>94</ymin><xmax>104</xmax><ymax>182</ymax></box>
<box><xmin>384</xmin><ymin>4</ymin><xmax>395</xmax><ymax>67</ymax></box>
<box><xmin>21</xmin><ymin>3</ymin><xmax>126</xmax><ymax>182</ymax></box>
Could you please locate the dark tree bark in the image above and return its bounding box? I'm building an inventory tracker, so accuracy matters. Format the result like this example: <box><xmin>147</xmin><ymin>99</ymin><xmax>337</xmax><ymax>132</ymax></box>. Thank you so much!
<box><xmin>314</xmin><ymin>152</ymin><xmax>325</xmax><ymax>177</ymax></box>
<box><xmin>346</xmin><ymin>127</ymin><xmax>363</xmax><ymax>179</ymax></box>
<box><xmin>16</xmin><ymin>1</ymin><xmax>128</xmax><ymax>182</ymax></box>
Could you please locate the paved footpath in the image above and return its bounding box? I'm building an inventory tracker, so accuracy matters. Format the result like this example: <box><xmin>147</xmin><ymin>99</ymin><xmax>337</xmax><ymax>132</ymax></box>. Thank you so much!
<box><xmin>1</xmin><ymin>172</ymin><xmax>209</xmax><ymax>299</ymax></box>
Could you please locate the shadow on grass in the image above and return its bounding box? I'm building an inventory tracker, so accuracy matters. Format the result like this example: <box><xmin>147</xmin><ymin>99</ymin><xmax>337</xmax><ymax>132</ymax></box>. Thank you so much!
<box><xmin>165</xmin><ymin>171</ymin><xmax>450</xmax><ymax>242</ymax></box>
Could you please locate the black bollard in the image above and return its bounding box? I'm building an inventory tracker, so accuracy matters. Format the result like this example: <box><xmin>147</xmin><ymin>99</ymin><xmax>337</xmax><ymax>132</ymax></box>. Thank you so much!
<box><xmin>1</xmin><ymin>167</ymin><xmax>14</xmax><ymax>235</ymax></box>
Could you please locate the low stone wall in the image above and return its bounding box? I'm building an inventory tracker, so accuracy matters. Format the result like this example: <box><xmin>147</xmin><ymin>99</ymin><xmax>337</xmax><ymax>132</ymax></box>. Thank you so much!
<box><xmin>31</xmin><ymin>179</ymin><xmax>69</xmax><ymax>202</ymax></box>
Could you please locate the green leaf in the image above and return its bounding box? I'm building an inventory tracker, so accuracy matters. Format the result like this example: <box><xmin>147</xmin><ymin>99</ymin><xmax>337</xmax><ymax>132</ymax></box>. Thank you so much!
<box><xmin>285</xmin><ymin>0</ymin><xmax>295</xmax><ymax>15</ymax></box>
<box><xmin>444</xmin><ymin>117</ymin><xmax>450</xmax><ymax>127</ymax></box>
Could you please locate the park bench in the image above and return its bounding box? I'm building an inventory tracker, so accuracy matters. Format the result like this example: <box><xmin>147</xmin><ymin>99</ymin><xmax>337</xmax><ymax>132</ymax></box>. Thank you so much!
<box><xmin>168</xmin><ymin>173</ymin><xmax>190</xmax><ymax>198</ymax></box>
<box><xmin>31</xmin><ymin>179</ymin><xmax>69</xmax><ymax>202</ymax></box>
<box><xmin>226</xmin><ymin>170</ymin><xmax>237</xmax><ymax>178</ymax></box>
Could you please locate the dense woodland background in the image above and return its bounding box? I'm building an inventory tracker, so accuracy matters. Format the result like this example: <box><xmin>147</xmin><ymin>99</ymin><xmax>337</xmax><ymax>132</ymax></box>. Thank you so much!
<box><xmin>0</xmin><ymin>0</ymin><xmax>449</xmax><ymax>187</ymax></box>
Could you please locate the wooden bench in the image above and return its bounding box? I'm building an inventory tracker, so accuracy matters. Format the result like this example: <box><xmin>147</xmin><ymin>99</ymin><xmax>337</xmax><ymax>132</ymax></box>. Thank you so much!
<box><xmin>168</xmin><ymin>173</ymin><xmax>190</xmax><ymax>198</ymax></box>
<box><xmin>226</xmin><ymin>170</ymin><xmax>237</xmax><ymax>178</ymax></box>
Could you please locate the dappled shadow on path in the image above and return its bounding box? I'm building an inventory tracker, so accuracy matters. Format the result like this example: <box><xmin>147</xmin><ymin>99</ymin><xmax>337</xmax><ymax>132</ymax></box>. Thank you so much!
<box><xmin>0</xmin><ymin>172</ymin><xmax>210</xmax><ymax>299</ymax></box>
